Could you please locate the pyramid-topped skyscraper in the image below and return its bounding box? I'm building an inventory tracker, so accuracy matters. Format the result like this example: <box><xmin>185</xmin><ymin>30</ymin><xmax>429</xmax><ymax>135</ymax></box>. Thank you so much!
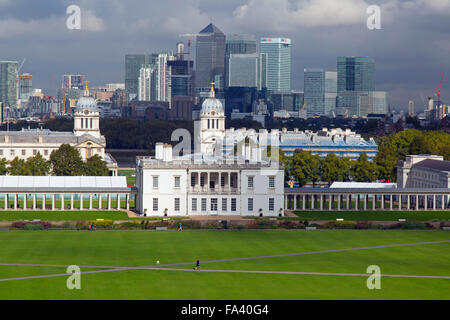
<box><xmin>195</xmin><ymin>23</ymin><xmax>225</xmax><ymax>93</ymax></box>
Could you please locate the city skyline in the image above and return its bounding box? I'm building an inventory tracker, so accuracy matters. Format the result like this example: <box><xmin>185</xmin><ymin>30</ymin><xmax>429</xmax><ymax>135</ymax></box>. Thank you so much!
<box><xmin>0</xmin><ymin>0</ymin><xmax>450</xmax><ymax>110</ymax></box>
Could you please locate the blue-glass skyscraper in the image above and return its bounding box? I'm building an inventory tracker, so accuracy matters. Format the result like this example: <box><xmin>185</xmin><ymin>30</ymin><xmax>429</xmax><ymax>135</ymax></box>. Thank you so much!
<box><xmin>337</xmin><ymin>57</ymin><xmax>375</xmax><ymax>92</ymax></box>
<box><xmin>260</xmin><ymin>38</ymin><xmax>291</xmax><ymax>92</ymax></box>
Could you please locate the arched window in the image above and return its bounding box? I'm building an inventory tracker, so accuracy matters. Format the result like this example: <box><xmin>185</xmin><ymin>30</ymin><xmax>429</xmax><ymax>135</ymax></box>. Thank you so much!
<box><xmin>90</xmin><ymin>118</ymin><xmax>93</xmax><ymax>129</ymax></box>
<box><xmin>81</xmin><ymin>118</ymin><xmax>84</xmax><ymax>128</ymax></box>
<box><xmin>207</xmin><ymin>119</ymin><xmax>210</xmax><ymax>129</ymax></box>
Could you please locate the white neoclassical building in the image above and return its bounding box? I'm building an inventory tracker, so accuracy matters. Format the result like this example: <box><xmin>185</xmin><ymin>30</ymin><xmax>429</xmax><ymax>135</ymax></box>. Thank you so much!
<box><xmin>0</xmin><ymin>87</ymin><xmax>118</xmax><ymax>175</ymax></box>
<box><xmin>136</xmin><ymin>84</ymin><xmax>284</xmax><ymax>216</ymax></box>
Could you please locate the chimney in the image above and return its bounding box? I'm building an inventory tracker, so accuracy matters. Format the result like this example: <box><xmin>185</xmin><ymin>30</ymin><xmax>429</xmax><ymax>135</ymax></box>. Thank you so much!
<box><xmin>163</xmin><ymin>144</ymin><xmax>173</xmax><ymax>162</ymax></box>
<box><xmin>155</xmin><ymin>142</ymin><xmax>164</xmax><ymax>160</ymax></box>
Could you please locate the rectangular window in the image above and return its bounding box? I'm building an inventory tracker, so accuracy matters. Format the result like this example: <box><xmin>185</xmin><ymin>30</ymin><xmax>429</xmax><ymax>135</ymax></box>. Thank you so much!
<box><xmin>33</xmin><ymin>149</ymin><xmax>37</xmax><ymax>156</ymax></box>
<box><xmin>44</xmin><ymin>149</ymin><xmax>48</xmax><ymax>156</ymax></box>
<box><xmin>269</xmin><ymin>176</ymin><xmax>275</xmax><ymax>188</ymax></box>
<box><xmin>153</xmin><ymin>176</ymin><xmax>159</xmax><ymax>188</ymax></box>
<box><xmin>21</xmin><ymin>150</ymin><xmax>26</xmax><ymax>156</ymax></box>
<box><xmin>152</xmin><ymin>198</ymin><xmax>158</xmax><ymax>211</ymax></box>
<box><xmin>222</xmin><ymin>198</ymin><xmax>227</xmax><ymax>212</ymax></box>
<box><xmin>221</xmin><ymin>175</ymin><xmax>225</xmax><ymax>187</ymax></box>
<box><xmin>248</xmin><ymin>176</ymin><xmax>254</xmax><ymax>188</ymax></box>
<box><xmin>10</xmin><ymin>150</ymin><xmax>15</xmax><ymax>156</ymax></box>
<box><xmin>211</xmin><ymin>198</ymin><xmax>218</xmax><ymax>211</ymax></box>
<box><xmin>0</xmin><ymin>150</ymin><xmax>3</xmax><ymax>156</ymax></box>
<box><xmin>201</xmin><ymin>198</ymin><xmax>207</xmax><ymax>211</ymax></box>
<box><xmin>174</xmin><ymin>176</ymin><xmax>180</xmax><ymax>188</ymax></box>
<box><xmin>191</xmin><ymin>175</ymin><xmax>195</xmax><ymax>187</ymax></box>
<box><xmin>174</xmin><ymin>198</ymin><xmax>180</xmax><ymax>211</ymax></box>
<box><xmin>248</xmin><ymin>198</ymin><xmax>254</xmax><ymax>211</ymax></box>
<box><xmin>231</xmin><ymin>198</ymin><xmax>237</xmax><ymax>212</ymax></box>
<box><xmin>192</xmin><ymin>198</ymin><xmax>197</xmax><ymax>211</ymax></box>
<box><xmin>200</xmin><ymin>176</ymin><xmax>205</xmax><ymax>187</ymax></box>
<box><xmin>269</xmin><ymin>198</ymin><xmax>275</xmax><ymax>211</ymax></box>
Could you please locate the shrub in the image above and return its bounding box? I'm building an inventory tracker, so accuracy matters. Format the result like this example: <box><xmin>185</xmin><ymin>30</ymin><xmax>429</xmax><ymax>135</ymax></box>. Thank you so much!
<box><xmin>23</xmin><ymin>223</ymin><xmax>44</xmax><ymax>230</ymax></box>
<box><xmin>236</xmin><ymin>225</ymin><xmax>248</xmax><ymax>230</ymax></box>
<box><xmin>325</xmin><ymin>221</ymin><xmax>357</xmax><ymax>229</ymax></box>
<box><xmin>279</xmin><ymin>220</ymin><xmax>302</xmax><ymax>229</ymax></box>
<box><xmin>401</xmin><ymin>222</ymin><xmax>427</xmax><ymax>230</ymax></box>
<box><xmin>355</xmin><ymin>221</ymin><xmax>373</xmax><ymax>229</ymax></box>
<box><xmin>90</xmin><ymin>220</ymin><xmax>113</xmax><ymax>228</ymax></box>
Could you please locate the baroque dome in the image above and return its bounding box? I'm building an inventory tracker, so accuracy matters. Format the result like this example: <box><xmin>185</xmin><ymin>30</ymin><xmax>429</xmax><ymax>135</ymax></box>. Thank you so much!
<box><xmin>201</xmin><ymin>84</ymin><xmax>223</xmax><ymax>114</ymax></box>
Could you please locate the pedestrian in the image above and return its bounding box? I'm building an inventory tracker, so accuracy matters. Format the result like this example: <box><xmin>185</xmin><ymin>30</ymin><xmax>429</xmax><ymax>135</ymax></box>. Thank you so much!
<box><xmin>195</xmin><ymin>258</ymin><xmax>200</xmax><ymax>271</ymax></box>
<box><xmin>177</xmin><ymin>222</ymin><xmax>183</xmax><ymax>231</ymax></box>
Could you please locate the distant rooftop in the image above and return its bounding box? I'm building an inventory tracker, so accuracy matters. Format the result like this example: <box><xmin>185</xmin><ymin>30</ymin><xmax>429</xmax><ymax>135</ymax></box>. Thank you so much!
<box><xmin>414</xmin><ymin>159</ymin><xmax>450</xmax><ymax>172</ymax></box>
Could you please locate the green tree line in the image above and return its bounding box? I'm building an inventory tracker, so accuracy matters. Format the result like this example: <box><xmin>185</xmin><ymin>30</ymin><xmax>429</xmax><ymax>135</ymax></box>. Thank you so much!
<box><xmin>0</xmin><ymin>144</ymin><xmax>109</xmax><ymax>176</ymax></box>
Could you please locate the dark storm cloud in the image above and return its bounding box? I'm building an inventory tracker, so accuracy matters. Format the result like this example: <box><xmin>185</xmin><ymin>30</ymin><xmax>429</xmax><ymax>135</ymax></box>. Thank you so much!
<box><xmin>0</xmin><ymin>0</ymin><xmax>449</xmax><ymax>110</ymax></box>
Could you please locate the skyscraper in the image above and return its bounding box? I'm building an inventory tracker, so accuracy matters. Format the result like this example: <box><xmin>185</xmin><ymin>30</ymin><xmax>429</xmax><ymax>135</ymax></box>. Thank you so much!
<box><xmin>0</xmin><ymin>61</ymin><xmax>19</xmax><ymax>109</ymax></box>
<box><xmin>62</xmin><ymin>74</ymin><xmax>84</xmax><ymax>90</ymax></box>
<box><xmin>225</xmin><ymin>34</ymin><xmax>257</xmax><ymax>88</ymax></box>
<box><xmin>260</xmin><ymin>38</ymin><xmax>291</xmax><ymax>92</ymax></box>
<box><xmin>304</xmin><ymin>69</ymin><xmax>337</xmax><ymax>116</ymax></box>
<box><xmin>408</xmin><ymin>100</ymin><xmax>415</xmax><ymax>116</ymax></box>
<box><xmin>19</xmin><ymin>73</ymin><xmax>33</xmax><ymax>100</ymax></box>
<box><xmin>227</xmin><ymin>53</ymin><xmax>267</xmax><ymax>90</ymax></box>
<box><xmin>125</xmin><ymin>54</ymin><xmax>153</xmax><ymax>98</ymax></box>
<box><xmin>337</xmin><ymin>57</ymin><xmax>375</xmax><ymax>92</ymax></box>
<box><xmin>138</xmin><ymin>67</ymin><xmax>155</xmax><ymax>101</ymax></box>
<box><xmin>195</xmin><ymin>24</ymin><xmax>226</xmax><ymax>93</ymax></box>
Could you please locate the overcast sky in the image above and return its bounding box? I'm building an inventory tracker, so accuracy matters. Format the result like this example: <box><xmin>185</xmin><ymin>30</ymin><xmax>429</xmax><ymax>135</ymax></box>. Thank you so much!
<box><xmin>1</xmin><ymin>0</ymin><xmax>450</xmax><ymax>111</ymax></box>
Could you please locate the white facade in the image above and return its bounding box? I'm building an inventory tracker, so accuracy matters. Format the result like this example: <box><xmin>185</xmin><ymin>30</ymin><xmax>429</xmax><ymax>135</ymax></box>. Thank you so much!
<box><xmin>136</xmin><ymin>144</ymin><xmax>284</xmax><ymax>217</ymax></box>
<box><xmin>138</xmin><ymin>67</ymin><xmax>154</xmax><ymax>101</ymax></box>
<box><xmin>397</xmin><ymin>155</ymin><xmax>450</xmax><ymax>189</ymax></box>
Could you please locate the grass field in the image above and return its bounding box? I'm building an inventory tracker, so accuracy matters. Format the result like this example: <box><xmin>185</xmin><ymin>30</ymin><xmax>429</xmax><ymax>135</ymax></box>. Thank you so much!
<box><xmin>294</xmin><ymin>210</ymin><xmax>450</xmax><ymax>221</ymax></box>
<box><xmin>118</xmin><ymin>169</ymin><xmax>136</xmax><ymax>187</ymax></box>
<box><xmin>0</xmin><ymin>211</ymin><xmax>129</xmax><ymax>221</ymax></box>
<box><xmin>0</xmin><ymin>229</ymin><xmax>448</xmax><ymax>299</ymax></box>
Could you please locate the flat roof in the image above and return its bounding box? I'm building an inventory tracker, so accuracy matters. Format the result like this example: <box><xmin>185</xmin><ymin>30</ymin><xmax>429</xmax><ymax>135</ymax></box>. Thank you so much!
<box><xmin>0</xmin><ymin>176</ymin><xmax>129</xmax><ymax>193</ymax></box>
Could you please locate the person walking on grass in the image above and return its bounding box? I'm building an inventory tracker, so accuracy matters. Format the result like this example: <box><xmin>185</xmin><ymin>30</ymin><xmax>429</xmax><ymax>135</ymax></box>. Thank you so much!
<box><xmin>194</xmin><ymin>258</ymin><xmax>200</xmax><ymax>271</ymax></box>
<box><xmin>177</xmin><ymin>222</ymin><xmax>183</xmax><ymax>231</ymax></box>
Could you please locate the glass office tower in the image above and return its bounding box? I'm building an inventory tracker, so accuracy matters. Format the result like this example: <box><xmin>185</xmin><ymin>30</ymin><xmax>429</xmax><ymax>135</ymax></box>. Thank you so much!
<box><xmin>195</xmin><ymin>24</ymin><xmax>226</xmax><ymax>93</ymax></box>
<box><xmin>0</xmin><ymin>61</ymin><xmax>19</xmax><ymax>109</ymax></box>
<box><xmin>304</xmin><ymin>69</ymin><xmax>337</xmax><ymax>116</ymax></box>
<box><xmin>125</xmin><ymin>54</ymin><xmax>154</xmax><ymax>97</ymax></box>
<box><xmin>337</xmin><ymin>57</ymin><xmax>375</xmax><ymax>92</ymax></box>
<box><xmin>260</xmin><ymin>38</ymin><xmax>291</xmax><ymax>92</ymax></box>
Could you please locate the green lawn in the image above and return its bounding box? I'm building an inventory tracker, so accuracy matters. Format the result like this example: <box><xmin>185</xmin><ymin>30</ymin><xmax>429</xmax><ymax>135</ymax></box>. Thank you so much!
<box><xmin>0</xmin><ymin>211</ymin><xmax>129</xmax><ymax>221</ymax></box>
<box><xmin>0</xmin><ymin>230</ymin><xmax>448</xmax><ymax>299</ymax></box>
<box><xmin>119</xmin><ymin>169</ymin><xmax>136</xmax><ymax>187</ymax></box>
<box><xmin>294</xmin><ymin>210</ymin><xmax>450</xmax><ymax>221</ymax></box>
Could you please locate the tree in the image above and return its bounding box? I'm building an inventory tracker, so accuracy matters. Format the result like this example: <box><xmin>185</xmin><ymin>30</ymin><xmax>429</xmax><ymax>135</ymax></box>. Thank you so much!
<box><xmin>9</xmin><ymin>157</ymin><xmax>29</xmax><ymax>175</ymax></box>
<box><xmin>50</xmin><ymin>144</ymin><xmax>84</xmax><ymax>176</ymax></box>
<box><xmin>352</xmin><ymin>153</ymin><xmax>378</xmax><ymax>182</ymax></box>
<box><xmin>26</xmin><ymin>152</ymin><xmax>50</xmax><ymax>176</ymax></box>
<box><xmin>321</xmin><ymin>154</ymin><xmax>342</xmax><ymax>186</ymax></box>
<box><xmin>291</xmin><ymin>150</ymin><xmax>321</xmax><ymax>187</ymax></box>
<box><xmin>84</xmin><ymin>155</ymin><xmax>109</xmax><ymax>176</ymax></box>
<box><xmin>0</xmin><ymin>158</ymin><xmax>9</xmax><ymax>175</ymax></box>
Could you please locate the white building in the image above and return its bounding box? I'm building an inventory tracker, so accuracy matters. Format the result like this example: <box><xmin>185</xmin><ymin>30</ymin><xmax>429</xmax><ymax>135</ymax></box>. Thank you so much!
<box><xmin>136</xmin><ymin>84</ymin><xmax>284</xmax><ymax>216</ymax></box>
<box><xmin>397</xmin><ymin>155</ymin><xmax>450</xmax><ymax>189</ymax></box>
<box><xmin>0</xmin><ymin>87</ymin><xmax>118</xmax><ymax>175</ymax></box>
<box><xmin>136</xmin><ymin>144</ymin><xmax>284</xmax><ymax>217</ymax></box>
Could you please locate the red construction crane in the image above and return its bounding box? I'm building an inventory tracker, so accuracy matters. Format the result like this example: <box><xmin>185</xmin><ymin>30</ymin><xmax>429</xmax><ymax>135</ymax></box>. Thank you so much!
<box><xmin>436</xmin><ymin>72</ymin><xmax>444</xmax><ymax>107</ymax></box>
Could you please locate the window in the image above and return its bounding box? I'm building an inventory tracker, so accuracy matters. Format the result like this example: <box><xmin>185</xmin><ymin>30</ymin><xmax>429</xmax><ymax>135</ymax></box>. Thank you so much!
<box><xmin>191</xmin><ymin>175</ymin><xmax>196</xmax><ymax>187</ymax></box>
<box><xmin>174</xmin><ymin>176</ymin><xmax>181</xmax><ymax>188</ymax></box>
<box><xmin>248</xmin><ymin>198</ymin><xmax>254</xmax><ymax>211</ymax></box>
<box><xmin>192</xmin><ymin>198</ymin><xmax>197</xmax><ymax>211</ymax></box>
<box><xmin>248</xmin><ymin>176</ymin><xmax>254</xmax><ymax>188</ymax></box>
<box><xmin>33</xmin><ymin>149</ymin><xmax>37</xmax><ymax>156</ymax></box>
<box><xmin>44</xmin><ymin>149</ymin><xmax>48</xmax><ymax>156</ymax></box>
<box><xmin>222</xmin><ymin>198</ymin><xmax>227</xmax><ymax>212</ymax></box>
<box><xmin>231</xmin><ymin>198</ymin><xmax>237</xmax><ymax>212</ymax></box>
<box><xmin>174</xmin><ymin>198</ymin><xmax>180</xmax><ymax>211</ymax></box>
<box><xmin>269</xmin><ymin>176</ymin><xmax>275</xmax><ymax>188</ymax></box>
<box><xmin>269</xmin><ymin>198</ymin><xmax>275</xmax><ymax>211</ymax></box>
<box><xmin>90</xmin><ymin>118</ymin><xmax>93</xmax><ymax>129</ymax></box>
<box><xmin>153</xmin><ymin>198</ymin><xmax>158</xmax><ymax>211</ymax></box>
<box><xmin>200</xmin><ymin>176</ymin><xmax>205</xmax><ymax>187</ymax></box>
<box><xmin>21</xmin><ymin>150</ymin><xmax>26</xmax><ymax>156</ymax></box>
<box><xmin>153</xmin><ymin>176</ymin><xmax>159</xmax><ymax>188</ymax></box>
<box><xmin>10</xmin><ymin>150</ymin><xmax>15</xmax><ymax>156</ymax></box>
<box><xmin>221</xmin><ymin>175</ymin><xmax>225</xmax><ymax>187</ymax></box>
<box><xmin>201</xmin><ymin>198</ymin><xmax>207</xmax><ymax>211</ymax></box>
<box><xmin>211</xmin><ymin>198</ymin><xmax>218</xmax><ymax>211</ymax></box>
<box><xmin>0</xmin><ymin>150</ymin><xmax>3</xmax><ymax>156</ymax></box>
